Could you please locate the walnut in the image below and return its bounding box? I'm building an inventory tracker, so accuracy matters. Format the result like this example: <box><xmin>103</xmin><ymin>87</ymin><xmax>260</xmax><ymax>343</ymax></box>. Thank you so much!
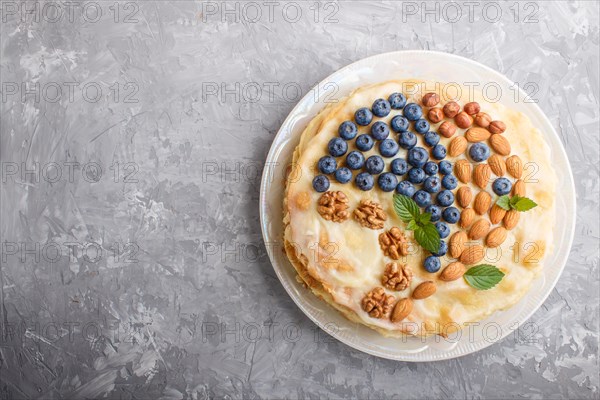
<box><xmin>361</xmin><ymin>287</ymin><xmax>395</xmax><ymax>319</ymax></box>
<box><xmin>353</xmin><ymin>200</ymin><xmax>387</xmax><ymax>229</ymax></box>
<box><xmin>378</xmin><ymin>227</ymin><xmax>408</xmax><ymax>259</ymax></box>
<box><xmin>317</xmin><ymin>191</ymin><xmax>349</xmax><ymax>222</ymax></box>
<box><xmin>382</xmin><ymin>262</ymin><xmax>413</xmax><ymax>291</ymax></box>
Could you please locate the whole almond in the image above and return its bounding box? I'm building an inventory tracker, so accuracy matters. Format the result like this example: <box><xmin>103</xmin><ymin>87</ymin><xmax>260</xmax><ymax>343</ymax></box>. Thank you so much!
<box><xmin>422</xmin><ymin>92</ymin><xmax>440</xmax><ymax>107</ymax></box>
<box><xmin>473</xmin><ymin>164</ymin><xmax>491</xmax><ymax>189</ymax></box>
<box><xmin>456</xmin><ymin>186</ymin><xmax>473</xmax><ymax>208</ymax></box>
<box><xmin>463</xmin><ymin>102</ymin><xmax>481</xmax><ymax>115</ymax></box>
<box><xmin>489</xmin><ymin>204</ymin><xmax>507</xmax><ymax>224</ymax></box>
<box><xmin>489</xmin><ymin>120</ymin><xmax>506</xmax><ymax>134</ymax></box>
<box><xmin>513</xmin><ymin>179</ymin><xmax>526</xmax><ymax>196</ymax></box>
<box><xmin>465</xmin><ymin>127</ymin><xmax>491</xmax><ymax>142</ymax></box>
<box><xmin>428</xmin><ymin>107</ymin><xmax>444</xmax><ymax>123</ymax></box>
<box><xmin>440</xmin><ymin>262</ymin><xmax>466</xmax><ymax>281</ymax></box>
<box><xmin>449</xmin><ymin>136</ymin><xmax>468</xmax><ymax>157</ymax></box>
<box><xmin>443</xmin><ymin>101</ymin><xmax>460</xmax><ymax>118</ymax></box>
<box><xmin>439</xmin><ymin>121</ymin><xmax>457</xmax><ymax>138</ymax></box>
<box><xmin>474</xmin><ymin>191</ymin><xmax>492</xmax><ymax>215</ymax></box>
<box><xmin>449</xmin><ymin>231</ymin><xmax>468</xmax><ymax>258</ymax></box>
<box><xmin>391</xmin><ymin>298</ymin><xmax>413</xmax><ymax>323</ymax></box>
<box><xmin>506</xmin><ymin>155</ymin><xmax>523</xmax><ymax>178</ymax></box>
<box><xmin>469</xmin><ymin>219</ymin><xmax>491</xmax><ymax>240</ymax></box>
<box><xmin>459</xmin><ymin>208</ymin><xmax>475</xmax><ymax>228</ymax></box>
<box><xmin>455</xmin><ymin>159</ymin><xmax>472</xmax><ymax>183</ymax></box>
<box><xmin>486</xmin><ymin>227</ymin><xmax>508</xmax><ymax>248</ymax></box>
<box><xmin>460</xmin><ymin>245</ymin><xmax>485</xmax><ymax>265</ymax></box>
<box><xmin>488</xmin><ymin>154</ymin><xmax>506</xmax><ymax>176</ymax></box>
<box><xmin>474</xmin><ymin>112</ymin><xmax>492</xmax><ymax>127</ymax></box>
<box><xmin>503</xmin><ymin>209</ymin><xmax>520</xmax><ymax>230</ymax></box>
<box><xmin>412</xmin><ymin>281</ymin><xmax>437</xmax><ymax>300</ymax></box>
<box><xmin>455</xmin><ymin>112</ymin><xmax>473</xmax><ymax>129</ymax></box>
<box><xmin>490</xmin><ymin>134</ymin><xmax>511</xmax><ymax>156</ymax></box>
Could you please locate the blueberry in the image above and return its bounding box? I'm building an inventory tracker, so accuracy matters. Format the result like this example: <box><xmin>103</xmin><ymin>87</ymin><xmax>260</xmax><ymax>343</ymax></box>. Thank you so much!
<box><xmin>391</xmin><ymin>115</ymin><xmax>409</xmax><ymax>133</ymax></box>
<box><xmin>435</xmin><ymin>222</ymin><xmax>450</xmax><ymax>239</ymax></box>
<box><xmin>388</xmin><ymin>92</ymin><xmax>407</xmax><ymax>109</ymax></box>
<box><xmin>413</xmin><ymin>190</ymin><xmax>432</xmax><ymax>207</ymax></box>
<box><xmin>414</xmin><ymin>119</ymin><xmax>430</xmax><ymax>134</ymax></box>
<box><xmin>372</xmin><ymin>98</ymin><xmax>391</xmax><ymax>118</ymax></box>
<box><xmin>442</xmin><ymin>206</ymin><xmax>460</xmax><ymax>224</ymax></box>
<box><xmin>432</xmin><ymin>240</ymin><xmax>448</xmax><ymax>257</ymax></box>
<box><xmin>439</xmin><ymin>160</ymin><xmax>452</xmax><ymax>175</ymax></box>
<box><xmin>379</xmin><ymin>139</ymin><xmax>399</xmax><ymax>157</ymax></box>
<box><xmin>398</xmin><ymin>131</ymin><xmax>417</xmax><ymax>149</ymax></box>
<box><xmin>424</xmin><ymin>161</ymin><xmax>438</xmax><ymax>176</ymax></box>
<box><xmin>334</xmin><ymin>167</ymin><xmax>352</xmax><ymax>183</ymax></box>
<box><xmin>378</xmin><ymin>172</ymin><xmax>398</xmax><ymax>192</ymax></box>
<box><xmin>407</xmin><ymin>147</ymin><xmax>429</xmax><ymax>168</ymax></box>
<box><xmin>423</xmin><ymin>176</ymin><xmax>441</xmax><ymax>193</ymax></box>
<box><xmin>442</xmin><ymin>174</ymin><xmax>458</xmax><ymax>190</ymax></box>
<box><xmin>328</xmin><ymin>137</ymin><xmax>348</xmax><ymax>157</ymax></box>
<box><xmin>469</xmin><ymin>143</ymin><xmax>491</xmax><ymax>162</ymax></box>
<box><xmin>437</xmin><ymin>190</ymin><xmax>455</xmax><ymax>207</ymax></box>
<box><xmin>391</xmin><ymin>158</ymin><xmax>409</xmax><ymax>175</ymax></box>
<box><xmin>355</xmin><ymin>134</ymin><xmax>374</xmax><ymax>152</ymax></box>
<box><xmin>424</xmin><ymin>131</ymin><xmax>440</xmax><ymax>147</ymax></box>
<box><xmin>425</xmin><ymin>204</ymin><xmax>442</xmax><ymax>222</ymax></box>
<box><xmin>317</xmin><ymin>156</ymin><xmax>337</xmax><ymax>174</ymax></box>
<box><xmin>493</xmin><ymin>177</ymin><xmax>513</xmax><ymax>195</ymax></box>
<box><xmin>365</xmin><ymin>155</ymin><xmax>385</xmax><ymax>175</ymax></box>
<box><xmin>403</xmin><ymin>103</ymin><xmax>423</xmax><ymax>121</ymax></box>
<box><xmin>355</xmin><ymin>172</ymin><xmax>374</xmax><ymax>191</ymax></box>
<box><xmin>354</xmin><ymin>107</ymin><xmax>373</xmax><ymax>126</ymax></box>
<box><xmin>424</xmin><ymin>256</ymin><xmax>441</xmax><ymax>273</ymax></box>
<box><xmin>396</xmin><ymin>180</ymin><xmax>416</xmax><ymax>197</ymax></box>
<box><xmin>407</xmin><ymin>168</ymin><xmax>426</xmax><ymax>184</ymax></box>
<box><xmin>313</xmin><ymin>175</ymin><xmax>330</xmax><ymax>192</ymax></box>
<box><xmin>338</xmin><ymin>121</ymin><xmax>358</xmax><ymax>140</ymax></box>
<box><xmin>431</xmin><ymin>144</ymin><xmax>447</xmax><ymax>160</ymax></box>
<box><xmin>370</xmin><ymin>121</ymin><xmax>390</xmax><ymax>140</ymax></box>
<box><xmin>345</xmin><ymin>151</ymin><xmax>365</xmax><ymax>170</ymax></box>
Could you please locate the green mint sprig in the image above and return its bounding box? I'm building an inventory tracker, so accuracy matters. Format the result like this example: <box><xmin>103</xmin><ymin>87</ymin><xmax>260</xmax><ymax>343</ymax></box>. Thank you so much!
<box><xmin>496</xmin><ymin>195</ymin><xmax>538</xmax><ymax>212</ymax></box>
<box><xmin>463</xmin><ymin>264</ymin><xmax>505</xmax><ymax>290</ymax></box>
<box><xmin>393</xmin><ymin>194</ymin><xmax>440</xmax><ymax>254</ymax></box>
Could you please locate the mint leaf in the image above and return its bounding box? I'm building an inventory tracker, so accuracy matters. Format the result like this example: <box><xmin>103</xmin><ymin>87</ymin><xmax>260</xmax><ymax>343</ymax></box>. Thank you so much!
<box><xmin>414</xmin><ymin>223</ymin><xmax>440</xmax><ymax>254</ymax></box>
<box><xmin>419</xmin><ymin>212</ymin><xmax>431</xmax><ymax>225</ymax></box>
<box><xmin>463</xmin><ymin>264</ymin><xmax>505</xmax><ymax>290</ymax></box>
<box><xmin>511</xmin><ymin>196</ymin><xmax>538</xmax><ymax>212</ymax></box>
<box><xmin>496</xmin><ymin>195</ymin><xmax>511</xmax><ymax>210</ymax></box>
<box><xmin>406</xmin><ymin>220</ymin><xmax>418</xmax><ymax>231</ymax></box>
<box><xmin>393</xmin><ymin>194</ymin><xmax>421</xmax><ymax>222</ymax></box>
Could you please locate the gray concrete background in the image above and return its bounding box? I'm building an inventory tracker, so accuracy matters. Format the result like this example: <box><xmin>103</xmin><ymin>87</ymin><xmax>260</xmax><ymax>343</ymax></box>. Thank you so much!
<box><xmin>0</xmin><ymin>1</ymin><xmax>598</xmax><ymax>399</ymax></box>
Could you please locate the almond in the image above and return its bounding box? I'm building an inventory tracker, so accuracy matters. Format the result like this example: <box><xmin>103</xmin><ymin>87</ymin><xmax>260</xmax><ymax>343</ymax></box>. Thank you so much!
<box><xmin>474</xmin><ymin>112</ymin><xmax>491</xmax><ymax>128</ymax></box>
<box><xmin>443</xmin><ymin>101</ymin><xmax>460</xmax><ymax>118</ymax></box>
<box><xmin>473</xmin><ymin>164</ymin><xmax>491</xmax><ymax>189</ymax></box>
<box><xmin>439</xmin><ymin>121</ymin><xmax>457</xmax><ymax>138</ymax></box>
<box><xmin>486</xmin><ymin>227</ymin><xmax>508</xmax><ymax>248</ymax></box>
<box><xmin>390</xmin><ymin>298</ymin><xmax>413</xmax><ymax>323</ymax></box>
<box><xmin>503</xmin><ymin>209</ymin><xmax>520</xmax><ymax>230</ymax></box>
<box><xmin>439</xmin><ymin>262</ymin><xmax>466</xmax><ymax>281</ymax></box>
<box><xmin>513</xmin><ymin>179</ymin><xmax>526</xmax><ymax>196</ymax></box>
<box><xmin>474</xmin><ymin>191</ymin><xmax>492</xmax><ymax>215</ymax></box>
<box><xmin>455</xmin><ymin>112</ymin><xmax>473</xmax><ymax>129</ymax></box>
<box><xmin>460</xmin><ymin>245</ymin><xmax>485</xmax><ymax>265</ymax></box>
<box><xmin>488</xmin><ymin>154</ymin><xmax>506</xmax><ymax>176</ymax></box>
<box><xmin>490</xmin><ymin>134</ymin><xmax>511</xmax><ymax>156</ymax></box>
<box><xmin>506</xmin><ymin>155</ymin><xmax>523</xmax><ymax>178</ymax></box>
<box><xmin>422</xmin><ymin>92</ymin><xmax>440</xmax><ymax>107</ymax></box>
<box><xmin>489</xmin><ymin>204</ymin><xmax>507</xmax><ymax>224</ymax></box>
<box><xmin>469</xmin><ymin>219</ymin><xmax>491</xmax><ymax>240</ymax></box>
<box><xmin>463</xmin><ymin>102</ymin><xmax>481</xmax><ymax>115</ymax></box>
<box><xmin>489</xmin><ymin>120</ymin><xmax>506</xmax><ymax>134</ymax></box>
<box><xmin>455</xmin><ymin>160</ymin><xmax>472</xmax><ymax>183</ymax></box>
<box><xmin>459</xmin><ymin>208</ymin><xmax>475</xmax><ymax>228</ymax></box>
<box><xmin>449</xmin><ymin>136</ymin><xmax>468</xmax><ymax>157</ymax></box>
<box><xmin>456</xmin><ymin>186</ymin><xmax>473</xmax><ymax>208</ymax></box>
<box><xmin>465</xmin><ymin>127</ymin><xmax>491</xmax><ymax>142</ymax></box>
<box><xmin>428</xmin><ymin>108</ymin><xmax>444</xmax><ymax>123</ymax></box>
<box><xmin>412</xmin><ymin>281</ymin><xmax>436</xmax><ymax>300</ymax></box>
<box><xmin>449</xmin><ymin>231</ymin><xmax>468</xmax><ymax>258</ymax></box>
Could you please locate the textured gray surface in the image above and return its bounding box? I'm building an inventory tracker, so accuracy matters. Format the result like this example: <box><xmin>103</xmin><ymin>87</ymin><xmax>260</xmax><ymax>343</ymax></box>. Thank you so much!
<box><xmin>0</xmin><ymin>1</ymin><xmax>598</xmax><ymax>399</ymax></box>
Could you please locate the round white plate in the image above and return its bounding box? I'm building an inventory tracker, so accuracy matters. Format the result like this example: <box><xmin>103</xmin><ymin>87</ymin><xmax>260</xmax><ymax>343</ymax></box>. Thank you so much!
<box><xmin>259</xmin><ymin>50</ymin><xmax>576</xmax><ymax>361</ymax></box>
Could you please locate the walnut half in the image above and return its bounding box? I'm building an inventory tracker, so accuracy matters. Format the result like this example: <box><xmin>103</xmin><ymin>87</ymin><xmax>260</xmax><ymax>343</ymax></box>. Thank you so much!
<box><xmin>361</xmin><ymin>287</ymin><xmax>395</xmax><ymax>319</ymax></box>
<box><xmin>382</xmin><ymin>262</ymin><xmax>413</xmax><ymax>291</ymax></box>
<box><xmin>353</xmin><ymin>200</ymin><xmax>387</xmax><ymax>229</ymax></box>
<box><xmin>317</xmin><ymin>191</ymin><xmax>349</xmax><ymax>222</ymax></box>
<box><xmin>378</xmin><ymin>227</ymin><xmax>408</xmax><ymax>260</ymax></box>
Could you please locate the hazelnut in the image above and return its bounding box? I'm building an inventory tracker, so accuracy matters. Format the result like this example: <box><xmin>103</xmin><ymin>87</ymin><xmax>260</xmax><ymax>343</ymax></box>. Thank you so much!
<box><xmin>443</xmin><ymin>101</ymin><xmax>460</xmax><ymax>118</ymax></box>
<box><xmin>463</xmin><ymin>102</ymin><xmax>481</xmax><ymax>115</ymax></box>
<box><xmin>438</xmin><ymin>121</ymin><xmax>457</xmax><ymax>138</ymax></box>
<box><xmin>454</xmin><ymin>112</ymin><xmax>473</xmax><ymax>129</ymax></box>
<box><xmin>489</xmin><ymin>120</ymin><xmax>506</xmax><ymax>134</ymax></box>
<box><xmin>474</xmin><ymin>112</ymin><xmax>492</xmax><ymax>128</ymax></box>
<box><xmin>427</xmin><ymin>108</ymin><xmax>444</xmax><ymax>123</ymax></box>
<box><xmin>422</xmin><ymin>93</ymin><xmax>440</xmax><ymax>107</ymax></box>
